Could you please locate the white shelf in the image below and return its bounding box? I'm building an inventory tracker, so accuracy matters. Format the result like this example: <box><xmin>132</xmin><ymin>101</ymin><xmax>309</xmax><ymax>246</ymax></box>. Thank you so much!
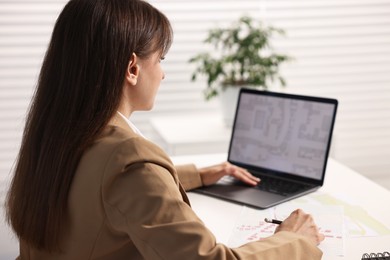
<box><xmin>150</xmin><ymin>113</ymin><xmax>232</xmax><ymax>155</ymax></box>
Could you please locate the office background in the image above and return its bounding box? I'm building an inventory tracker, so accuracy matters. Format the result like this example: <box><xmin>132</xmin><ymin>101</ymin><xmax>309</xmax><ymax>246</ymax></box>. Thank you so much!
<box><xmin>1</xmin><ymin>0</ymin><xmax>390</xmax><ymax>205</ymax></box>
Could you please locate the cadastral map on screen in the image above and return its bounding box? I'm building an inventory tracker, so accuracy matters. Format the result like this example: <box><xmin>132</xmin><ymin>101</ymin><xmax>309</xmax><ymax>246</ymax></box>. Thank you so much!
<box><xmin>229</xmin><ymin>93</ymin><xmax>335</xmax><ymax>180</ymax></box>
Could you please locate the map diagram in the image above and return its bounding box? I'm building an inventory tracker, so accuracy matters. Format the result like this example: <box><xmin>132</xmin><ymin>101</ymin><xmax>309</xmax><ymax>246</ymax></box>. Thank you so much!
<box><xmin>229</xmin><ymin>94</ymin><xmax>335</xmax><ymax>180</ymax></box>
<box><xmin>227</xmin><ymin>203</ymin><xmax>345</xmax><ymax>256</ymax></box>
<box><xmin>227</xmin><ymin>192</ymin><xmax>390</xmax><ymax>257</ymax></box>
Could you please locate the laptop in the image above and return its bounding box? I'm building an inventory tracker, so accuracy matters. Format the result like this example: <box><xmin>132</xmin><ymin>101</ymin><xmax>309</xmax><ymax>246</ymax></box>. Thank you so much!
<box><xmin>195</xmin><ymin>88</ymin><xmax>338</xmax><ymax>209</ymax></box>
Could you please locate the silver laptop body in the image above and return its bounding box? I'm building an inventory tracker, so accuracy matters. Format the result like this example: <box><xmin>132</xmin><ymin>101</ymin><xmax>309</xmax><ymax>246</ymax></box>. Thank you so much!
<box><xmin>195</xmin><ymin>88</ymin><xmax>338</xmax><ymax>209</ymax></box>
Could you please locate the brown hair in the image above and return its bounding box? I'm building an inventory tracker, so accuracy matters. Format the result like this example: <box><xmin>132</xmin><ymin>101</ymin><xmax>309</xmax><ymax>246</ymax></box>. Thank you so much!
<box><xmin>6</xmin><ymin>0</ymin><xmax>172</xmax><ymax>252</ymax></box>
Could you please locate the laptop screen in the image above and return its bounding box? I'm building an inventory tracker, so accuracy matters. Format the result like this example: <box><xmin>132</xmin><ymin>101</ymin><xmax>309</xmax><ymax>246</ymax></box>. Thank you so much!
<box><xmin>228</xmin><ymin>89</ymin><xmax>338</xmax><ymax>181</ymax></box>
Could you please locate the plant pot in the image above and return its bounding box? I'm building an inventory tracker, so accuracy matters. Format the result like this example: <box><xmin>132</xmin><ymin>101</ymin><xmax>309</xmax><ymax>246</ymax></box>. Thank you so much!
<box><xmin>219</xmin><ymin>86</ymin><xmax>241</xmax><ymax>127</ymax></box>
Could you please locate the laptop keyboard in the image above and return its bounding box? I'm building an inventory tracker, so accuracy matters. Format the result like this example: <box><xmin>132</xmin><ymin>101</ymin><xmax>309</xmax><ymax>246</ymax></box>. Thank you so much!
<box><xmin>219</xmin><ymin>175</ymin><xmax>312</xmax><ymax>196</ymax></box>
<box><xmin>255</xmin><ymin>175</ymin><xmax>310</xmax><ymax>196</ymax></box>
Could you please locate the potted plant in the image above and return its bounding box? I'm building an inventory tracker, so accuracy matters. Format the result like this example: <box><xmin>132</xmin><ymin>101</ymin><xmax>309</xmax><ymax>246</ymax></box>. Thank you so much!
<box><xmin>189</xmin><ymin>16</ymin><xmax>291</xmax><ymax>125</ymax></box>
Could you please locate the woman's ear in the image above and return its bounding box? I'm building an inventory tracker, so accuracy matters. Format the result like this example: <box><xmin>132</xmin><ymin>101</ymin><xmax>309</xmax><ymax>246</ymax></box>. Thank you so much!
<box><xmin>125</xmin><ymin>53</ymin><xmax>140</xmax><ymax>86</ymax></box>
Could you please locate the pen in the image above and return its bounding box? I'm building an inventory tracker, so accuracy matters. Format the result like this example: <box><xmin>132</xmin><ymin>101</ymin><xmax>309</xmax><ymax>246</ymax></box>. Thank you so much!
<box><xmin>264</xmin><ymin>218</ymin><xmax>283</xmax><ymax>225</ymax></box>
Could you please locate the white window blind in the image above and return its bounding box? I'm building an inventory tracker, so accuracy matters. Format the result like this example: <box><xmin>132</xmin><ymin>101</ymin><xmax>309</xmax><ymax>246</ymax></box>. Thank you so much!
<box><xmin>0</xmin><ymin>1</ymin><xmax>66</xmax><ymax>201</ymax></box>
<box><xmin>1</xmin><ymin>0</ymin><xmax>390</xmax><ymax>189</ymax></box>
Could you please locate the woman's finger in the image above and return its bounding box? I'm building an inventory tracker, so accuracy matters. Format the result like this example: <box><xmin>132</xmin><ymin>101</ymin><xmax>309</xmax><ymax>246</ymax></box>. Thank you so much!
<box><xmin>229</xmin><ymin>167</ymin><xmax>260</xmax><ymax>186</ymax></box>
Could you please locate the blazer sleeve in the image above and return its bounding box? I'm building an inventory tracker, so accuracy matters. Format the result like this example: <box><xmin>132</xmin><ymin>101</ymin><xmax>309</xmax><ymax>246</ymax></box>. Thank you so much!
<box><xmin>102</xmin><ymin>137</ymin><xmax>322</xmax><ymax>260</ymax></box>
<box><xmin>175</xmin><ymin>164</ymin><xmax>203</xmax><ymax>191</ymax></box>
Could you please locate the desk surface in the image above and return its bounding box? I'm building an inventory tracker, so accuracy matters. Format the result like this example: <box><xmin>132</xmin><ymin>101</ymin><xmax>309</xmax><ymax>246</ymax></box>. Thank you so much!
<box><xmin>172</xmin><ymin>153</ymin><xmax>390</xmax><ymax>260</ymax></box>
<box><xmin>1</xmin><ymin>154</ymin><xmax>389</xmax><ymax>259</ymax></box>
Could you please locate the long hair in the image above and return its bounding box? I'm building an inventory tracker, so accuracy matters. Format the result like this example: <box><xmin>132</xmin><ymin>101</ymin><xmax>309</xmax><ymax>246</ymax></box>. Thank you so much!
<box><xmin>6</xmin><ymin>0</ymin><xmax>172</xmax><ymax>252</ymax></box>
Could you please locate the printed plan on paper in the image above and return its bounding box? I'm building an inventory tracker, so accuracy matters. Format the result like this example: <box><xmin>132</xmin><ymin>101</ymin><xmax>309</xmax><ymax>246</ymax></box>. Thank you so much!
<box><xmin>227</xmin><ymin>192</ymin><xmax>390</xmax><ymax>257</ymax></box>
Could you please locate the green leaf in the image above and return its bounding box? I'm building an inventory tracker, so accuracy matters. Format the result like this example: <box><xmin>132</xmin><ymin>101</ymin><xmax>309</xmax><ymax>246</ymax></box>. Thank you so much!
<box><xmin>188</xmin><ymin>15</ymin><xmax>292</xmax><ymax>101</ymax></box>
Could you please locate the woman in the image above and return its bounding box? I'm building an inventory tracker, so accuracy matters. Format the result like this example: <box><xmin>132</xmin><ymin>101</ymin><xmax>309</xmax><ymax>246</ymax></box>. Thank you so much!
<box><xmin>6</xmin><ymin>0</ymin><xmax>324</xmax><ymax>259</ymax></box>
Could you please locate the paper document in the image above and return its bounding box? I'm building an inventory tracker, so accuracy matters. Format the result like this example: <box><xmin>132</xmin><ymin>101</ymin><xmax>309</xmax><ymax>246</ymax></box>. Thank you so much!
<box><xmin>228</xmin><ymin>203</ymin><xmax>345</xmax><ymax>257</ymax></box>
<box><xmin>303</xmin><ymin>192</ymin><xmax>390</xmax><ymax>237</ymax></box>
<box><xmin>227</xmin><ymin>191</ymin><xmax>390</xmax><ymax>257</ymax></box>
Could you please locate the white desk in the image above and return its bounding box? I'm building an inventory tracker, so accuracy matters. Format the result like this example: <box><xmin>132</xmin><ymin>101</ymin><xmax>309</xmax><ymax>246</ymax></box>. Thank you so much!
<box><xmin>172</xmin><ymin>153</ymin><xmax>390</xmax><ymax>260</ymax></box>
<box><xmin>1</xmin><ymin>155</ymin><xmax>388</xmax><ymax>259</ymax></box>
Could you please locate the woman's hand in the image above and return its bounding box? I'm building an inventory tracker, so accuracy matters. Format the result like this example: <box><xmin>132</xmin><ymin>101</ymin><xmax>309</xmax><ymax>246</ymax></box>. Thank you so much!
<box><xmin>275</xmin><ymin>209</ymin><xmax>325</xmax><ymax>245</ymax></box>
<box><xmin>198</xmin><ymin>162</ymin><xmax>260</xmax><ymax>186</ymax></box>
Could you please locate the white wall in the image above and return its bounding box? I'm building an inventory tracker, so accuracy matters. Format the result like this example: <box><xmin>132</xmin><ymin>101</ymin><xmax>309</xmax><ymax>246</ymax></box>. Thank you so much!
<box><xmin>1</xmin><ymin>0</ymin><xmax>389</xmax><ymax>187</ymax></box>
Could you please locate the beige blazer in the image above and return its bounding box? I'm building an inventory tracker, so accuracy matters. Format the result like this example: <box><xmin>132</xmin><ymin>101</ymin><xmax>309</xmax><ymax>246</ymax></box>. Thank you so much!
<box><xmin>18</xmin><ymin>114</ymin><xmax>322</xmax><ymax>259</ymax></box>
